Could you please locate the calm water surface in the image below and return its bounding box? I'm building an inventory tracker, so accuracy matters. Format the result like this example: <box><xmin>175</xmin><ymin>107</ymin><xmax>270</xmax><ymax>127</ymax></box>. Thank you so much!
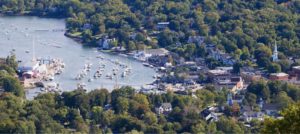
<box><xmin>0</xmin><ymin>16</ymin><xmax>156</xmax><ymax>99</ymax></box>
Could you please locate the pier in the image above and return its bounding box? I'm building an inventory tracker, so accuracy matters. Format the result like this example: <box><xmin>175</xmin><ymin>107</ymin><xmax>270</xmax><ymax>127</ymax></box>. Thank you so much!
<box><xmin>20</xmin><ymin>58</ymin><xmax>65</xmax><ymax>89</ymax></box>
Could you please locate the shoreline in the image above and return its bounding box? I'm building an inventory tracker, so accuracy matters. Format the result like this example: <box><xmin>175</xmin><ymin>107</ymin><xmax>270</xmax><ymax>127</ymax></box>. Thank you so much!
<box><xmin>0</xmin><ymin>11</ymin><xmax>66</xmax><ymax>19</ymax></box>
<box><xmin>0</xmin><ymin>15</ymin><xmax>161</xmax><ymax>95</ymax></box>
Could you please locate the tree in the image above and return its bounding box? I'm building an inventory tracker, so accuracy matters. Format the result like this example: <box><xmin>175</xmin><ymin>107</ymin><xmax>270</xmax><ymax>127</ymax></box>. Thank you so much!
<box><xmin>91</xmin><ymin>106</ymin><xmax>104</xmax><ymax>124</ymax></box>
<box><xmin>240</xmin><ymin>47</ymin><xmax>250</xmax><ymax>60</ymax></box>
<box><xmin>274</xmin><ymin>91</ymin><xmax>293</xmax><ymax>108</ymax></box>
<box><xmin>204</xmin><ymin>12</ymin><xmax>220</xmax><ymax>24</ymax></box>
<box><xmin>115</xmin><ymin>29</ymin><xmax>129</xmax><ymax>44</ymax></box>
<box><xmin>268</xmin><ymin>63</ymin><xmax>281</xmax><ymax>73</ymax></box>
<box><xmin>262</xmin><ymin>102</ymin><xmax>300</xmax><ymax>133</ymax></box>
<box><xmin>135</xmin><ymin>33</ymin><xmax>145</xmax><ymax>42</ymax></box>
<box><xmin>245</xmin><ymin>93</ymin><xmax>257</xmax><ymax>107</ymax></box>
<box><xmin>191</xmin><ymin>121</ymin><xmax>206</xmax><ymax>133</ymax></box>
<box><xmin>82</xmin><ymin>29</ymin><xmax>93</xmax><ymax>43</ymax></box>
<box><xmin>126</xmin><ymin>41</ymin><xmax>137</xmax><ymax>52</ymax></box>
<box><xmin>143</xmin><ymin>112</ymin><xmax>157</xmax><ymax>125</ymax></box>
<box><xmin>133</xmin><ymin>94</ymin><xmax>149</xmax><ymax>107</ymax></box>
<box><xmin>112</xmin><ymin>115</ymin><xmax>145</xmax><ymax>133</ymax></box>
<box><xmin>6</xmin><ymin>55</ymin><xmax>18</xmax><ymax>70</ymax></box>
<box><xmin>216</xmin><ymin>117</ymin><xmax>244</xmax><ymax>134</ymax></box>
<box><xmin>157</xmin><ymin>29</ymin><xmax>175</xmax><ymax>47</ymax></box>
<box><xmin>254</xmin><ymin>45</ymin><xmax>272</xmax><ymax>67</ymax></box>
<box><xmin>89</xmin><ymin>89</ymin><xmax>110</xmax><ymax>107</ymax></box>
<box><xmin>233</xmin><ymin>62</ymin><xmax>242</xmax><ymax>74</ymax></box>
<box><xmin>115</xmin><ymin>97</ymin><xmax>129</xmax><ymax>114</ymax></box>
<box><xmin>169</xmin><ymin>20</ymin><xmax>180</xmax><ymax>31</ymax></box>
<box><xmin>247</xmin><ymin>81</ymin><xmax>270</xmax><ymax>101</ymax></box>
<box><xmin>2</xmin><ymin>76</ymin><xmax>24</xmax><ymax>97</ymax></box>
<box><xmin>277</xmin><ymin>60</ymin><xmax>290</xmax><ymax>72</ymax></box>
<box><xmin>68</xmin><ymin>109</ymin><xmax>89</xmax><ymax>132</ymax></box>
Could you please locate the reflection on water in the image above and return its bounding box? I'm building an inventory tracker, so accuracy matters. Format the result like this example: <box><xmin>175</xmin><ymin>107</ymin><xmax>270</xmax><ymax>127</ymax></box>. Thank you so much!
<box><xmin>0</xmin><ymin>16</ymin><xmax>156</xmax><ymax>99</ymax></box>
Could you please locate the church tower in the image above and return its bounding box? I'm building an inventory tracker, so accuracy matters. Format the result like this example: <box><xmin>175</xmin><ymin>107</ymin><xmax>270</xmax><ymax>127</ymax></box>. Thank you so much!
<box><xmin>272</xmin><ymin>41</ymin><xmax>278</xmax><ymax>62</ymax></box>
<box><xmin>227</xmin><ymin>93</ymin><xmax>233</xmax><ymax>106</ymax></box>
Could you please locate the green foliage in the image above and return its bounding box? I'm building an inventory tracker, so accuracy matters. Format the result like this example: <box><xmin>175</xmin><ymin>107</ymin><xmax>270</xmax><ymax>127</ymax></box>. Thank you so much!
<box><xmin>268</xmin><ymin>63</ymin><xmax>281</xmax><ymax>73</ymax></box>
<box><xmin>1</xmin><ymin>0</ymin><xmax>300</xmax><ymax>133</ymax></box>
<box><xmin>216</xmin><ymin>117</ymin><xmax>244</xmax><ymax>134</ymax></box>
<box><xmin>262</xmin><ymin>102</ymin><xmax>300</xmax><ymax>133</ymax></box>
<box><xmin>1</xmin><ymin>75</ymin><xmax>24</xmax><ymax>97</ymax></box>
<box><xmin>0</xmin><ymin>81</ymin><xmax>251</xmax><ymax>133</ymax></box>
<box><xmin>2</xmin><ymin>0</ymin><xmax>300</xmax><ymax>63</ymax></box>
<box><xmin>247</xmin><ymin>80</ymin><xmax>270</xmax><ymax>101</ymax></box>
<box><xmin>246</xmin><ymin>80</ymin><xmax>300</xmax><ymax>107</ymax></box>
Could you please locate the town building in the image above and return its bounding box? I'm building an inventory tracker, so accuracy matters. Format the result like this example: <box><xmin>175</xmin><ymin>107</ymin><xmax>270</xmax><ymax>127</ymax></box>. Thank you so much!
<box><xmin>156</xmin><ymin>22</ymin><xmax>170</xmax><ymax>30</ymax></box>
<box><xmin>187</xmin><ymin>36</ymin><xmax>205</xmax><ymax>46</ymax></box>
<box><xmin>155</xmin><ymin>103</ymin><xmax>173</xmax><ymax>115</ymax></box>
<box><xmin>82</xmin><ymin>23</ymin><xmax>92</xmax><ymax>30</ymax></box>
<box><xmin>207</xmin><ymin>69</ymin><xmax>231</xmax><ymax>83</ymax></box>
<box><xmin>134</xmin><ymin>48</ymin><xmax>169</xmax><ymax>63</ymax></box>
<box><xmin>201</xmin><ymin>109</ymin><xmax>219</xmax><ymax>123</ymax></box>
<box><xmin>262</xmin><ymin>103</ymin><xmax>280</xmax><ymax>116</ymax></box>
<box><xmin>200</xmin><ymin>107</ymin><xmax>222</xmax><ymax>123</ymax></box>
<box><xmin>208</xmin><ymin>68</ymin><xmax>245</xmax><ymax>93</ymax></box>
<box><xmin>269</xmin><ymin>73</ymin><xmax>289</xmax><ymax>81</ymax></box>
<box><xmin>98</xmin><ymin>36</ymin><xmax>116</xmax><ymax>50</ymax></box>
<box><xmin>242</xmin><ymin>111</ymin><xmax>264</xmax><ymax>122</ymax></box>
<box><xmin>241</xmin><ymin>72</ymin><xmax>262</xmax><ymax>83</ymax></box>
<box><xmin>292</xmin><ymin>66</ymin><xmax>300</xmax><ymax>80</ymax></box>
<box><xmin>240</xmin><ymin>67</ymin><xmax>262</xmax><ymax>82</ymax></box>
<box><xmin>145</xmin><ymin>48</ymin><xmax>169</xmax><ymax>57</ymax></box>
<box><xmin>207</xmin><ymin>47</ymin><xmax>235</xmax><ymax>65</ymax></box>
<box><xmin>17</xmin><ymin>61</ymin><xmax>40</xmax><ymax>78</ymax></box>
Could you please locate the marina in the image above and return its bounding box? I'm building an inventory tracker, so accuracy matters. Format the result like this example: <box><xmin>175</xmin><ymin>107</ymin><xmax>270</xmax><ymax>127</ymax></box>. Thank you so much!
<box><xmin>0</xmin><ymin>16</ymin><xmax>156</xmax><ymax>99</ymax></box>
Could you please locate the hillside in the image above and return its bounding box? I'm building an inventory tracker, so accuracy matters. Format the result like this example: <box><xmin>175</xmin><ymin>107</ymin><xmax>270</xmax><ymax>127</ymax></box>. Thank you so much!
<box><xmin>1</xmin><ymin>1</ymin><xmax>299</xmax><ymax>59</ymax></box>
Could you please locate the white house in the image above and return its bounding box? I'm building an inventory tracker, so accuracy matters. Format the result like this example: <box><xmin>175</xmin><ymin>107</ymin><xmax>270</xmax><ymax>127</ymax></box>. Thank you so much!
<box><xmin>98</xmin><ymin>37</ymin><xmax>116</xmax><ymax>50</ymax></box>
<box><xmin>262</xmin><ymin>104</ymin><xmax>280</xmax><ymax>116</ymax></box>
<box><xmin>242</xmin><ymin>111</ymin><xmax>264</xmax><ymax>122</ymax></box>
<box><xmin>133</xmin><ymin>48</ymin><xmax>169</xmax><ymax>61</ymax></box>
<box><xmin>82</xmin><ymin>23</ymin><xmax>92</xmax><ymax>30</ymax></box>
<box><xmin>207</xmin><ymin>47</ymin><xmax>235</xmax><ymax>65</ymax></box>
<box><xmin>187</xmin><ymin>36</ymin><xmax>205</xmax><ymax>46</ymax></box>
<box><xmin>133</xmin><ymin>51</ymin><xmax>152</xmax><ymax>61</ymax></box>
<box><xmin>200</xmin><ymin>108</ymin><xmax>220</xmax><ymax>123</ymax></box>
<box><xmin>155</xmin><ymin>103</ymin><xmax>173</xmax><ymax>115</ymax></box>
<box><xmin>156</xmin><ymin>22</ymin><xmax>170</xmax><ymax>30</ymax></box>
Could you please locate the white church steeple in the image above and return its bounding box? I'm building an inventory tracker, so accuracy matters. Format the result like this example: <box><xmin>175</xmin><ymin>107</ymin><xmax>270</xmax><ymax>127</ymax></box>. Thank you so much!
<box><xmin>272</xmin><ymin>41</ymin><xmax>278</xmax><ymax>62</ymax></box>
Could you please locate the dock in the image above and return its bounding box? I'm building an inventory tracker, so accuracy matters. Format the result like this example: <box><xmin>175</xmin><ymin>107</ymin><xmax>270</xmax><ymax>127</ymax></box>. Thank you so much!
<box><xmin>20</xmin><ymin>58</ymin><xmax>65</xmax><ymax>89</ymax></box>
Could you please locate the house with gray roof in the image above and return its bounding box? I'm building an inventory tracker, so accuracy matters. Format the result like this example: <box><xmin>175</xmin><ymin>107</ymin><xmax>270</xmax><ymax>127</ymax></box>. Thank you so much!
<box><xmin>155</xmin><ymin>103</ymin><xmax>172</xmax><ymax>115</ymax></box>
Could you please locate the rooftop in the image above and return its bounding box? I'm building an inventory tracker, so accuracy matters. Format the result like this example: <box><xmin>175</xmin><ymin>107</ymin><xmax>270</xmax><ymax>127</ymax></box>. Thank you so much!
<box><xmin>292</xmin><ymin>66</ymin><xmax>300</xmax><ymax>70</ymax></box>
<box><xmin>270</xmin><ymin>72</ymin><xmax>289</xmax><ymax>77</ymax></box>
<box><xmin>145</xmin><ymin>48</ymin><xmax>169</xmax><ymax>56</ymax></box>
<box><xmin>216</xmin><ymin>67</ymin><xmax>233</xmax><ymax>71</ymax></box>
<box><xmin>157</xmin><ymin>22</ymin><xmax>170</xmax><ymax>25</ymax></box>
<box><xmin>208</xmin><ymin>69</ymin><xmax>229</xmax><ymax>75</ymax></box>
<box><xmin>160</xmin><ymin>103</ymin><xmax>172</xmax><ymax>109</ymax></box>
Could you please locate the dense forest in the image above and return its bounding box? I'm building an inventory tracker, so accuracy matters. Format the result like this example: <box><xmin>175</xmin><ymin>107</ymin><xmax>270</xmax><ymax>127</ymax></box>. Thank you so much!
<box><xmin>1</xmin><ymin>0</ymin><xmax>300</xmax><ymax>133</ymax></box>
<box><xmin>1</xmin><ymin>0</ymin><xmax>300</xmax><ymax>63</ymax></box>
<box><xmin>0</xmin><ymin>57</ymin><xmax>247</xmax><ymax>133</ymax></box>
<box><xmin>0</xmin><ymin>57</ymin><xmax>299</xmax><ymax>133</ymax></box>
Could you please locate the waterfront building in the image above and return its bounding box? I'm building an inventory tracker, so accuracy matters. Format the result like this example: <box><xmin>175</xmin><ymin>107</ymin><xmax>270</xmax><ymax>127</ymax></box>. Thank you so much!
<box><xmin>98</xmin><ymin>36</ymin><xmax>116</xmax><ymax>50</ymax></box>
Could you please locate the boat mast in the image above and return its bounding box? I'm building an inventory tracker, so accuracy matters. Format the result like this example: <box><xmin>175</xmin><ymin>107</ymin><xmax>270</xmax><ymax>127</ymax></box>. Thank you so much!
<box><xmin>32</xmin><ymin>36</ymin><xmax>36</xmax><ymax>62</ymax></box>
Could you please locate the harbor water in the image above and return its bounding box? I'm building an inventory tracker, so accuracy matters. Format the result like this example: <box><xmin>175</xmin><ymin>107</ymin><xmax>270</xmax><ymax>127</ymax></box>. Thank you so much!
<box><xmin>0</xmin><ymin>16</ymin><xmax>156</xmax><ymax>99</ymax></box>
